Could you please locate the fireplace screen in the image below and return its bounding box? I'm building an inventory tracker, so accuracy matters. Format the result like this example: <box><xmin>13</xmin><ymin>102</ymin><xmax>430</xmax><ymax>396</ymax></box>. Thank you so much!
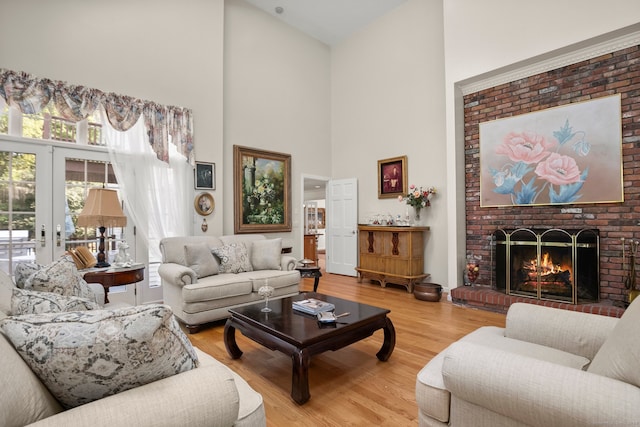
<box><xmin>491</xmin><ymin>228</ymin><xmax>599</xmax><ymax>304</ymax></box>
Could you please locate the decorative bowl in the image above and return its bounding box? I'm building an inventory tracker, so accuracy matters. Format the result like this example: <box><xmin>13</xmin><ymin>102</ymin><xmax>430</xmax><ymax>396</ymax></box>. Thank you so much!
<box><xmin>413</xmin><ymin>283</ymin><xmax>443</xmax><ymax>302</ymax></box>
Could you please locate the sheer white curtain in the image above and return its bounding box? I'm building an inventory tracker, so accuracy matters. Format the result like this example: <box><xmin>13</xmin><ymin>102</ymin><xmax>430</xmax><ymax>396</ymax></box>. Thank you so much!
<box><xmin>103</xmin><ymin>112</ymin><xmax>192</xmax><ymax>262</ymax></box>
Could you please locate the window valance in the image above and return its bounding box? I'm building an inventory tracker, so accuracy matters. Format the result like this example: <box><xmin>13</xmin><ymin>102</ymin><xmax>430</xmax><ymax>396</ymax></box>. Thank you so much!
<box><xmin>0</xmin><ymin>68</ymin><xmax>193</xmax><ymax>164</ymax></box>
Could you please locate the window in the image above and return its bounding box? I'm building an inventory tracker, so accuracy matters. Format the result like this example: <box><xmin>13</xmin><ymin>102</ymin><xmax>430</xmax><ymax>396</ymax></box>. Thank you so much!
<box><xmin>1</xmin><ymin>103</ymin><xmax>104</xmax><ymax>146</ymax></box>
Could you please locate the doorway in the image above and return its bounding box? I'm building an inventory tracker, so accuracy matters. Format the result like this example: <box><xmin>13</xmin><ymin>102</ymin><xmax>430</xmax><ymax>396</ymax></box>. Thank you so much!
<box><xmin>302</xmin><ymin>175</ymin><xmax>359</xmax><ymax>276</ymax></box>
<box><xmin>302</xmin><ymin>175</ymin><xmax>329</xmax><ymax>268</ymax></box>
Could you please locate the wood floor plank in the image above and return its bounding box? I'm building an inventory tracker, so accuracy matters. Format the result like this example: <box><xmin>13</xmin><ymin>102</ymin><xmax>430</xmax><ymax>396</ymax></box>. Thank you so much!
<box><xmin>187</xmin><ymin>272</ymin><xmax>506</xmax><ymax>427</ymax></box>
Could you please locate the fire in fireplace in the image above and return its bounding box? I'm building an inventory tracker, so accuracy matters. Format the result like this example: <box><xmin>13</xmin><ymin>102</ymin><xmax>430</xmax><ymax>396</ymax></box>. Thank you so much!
<box><xmin>491</xmin><ymin>228</ymin><xmax>599</xmax><ymax>304</ymax></box>
<box><xmin>522</xmin><ymin>252</ymin><xmax>572</xmax><ymax>291</ymax></box>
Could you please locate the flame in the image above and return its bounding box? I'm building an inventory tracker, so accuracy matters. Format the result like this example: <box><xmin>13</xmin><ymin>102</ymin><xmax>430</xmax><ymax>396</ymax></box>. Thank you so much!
<box><xmin>531</xmin><ymin>253</ymin><xmax>570</xmax><ymax>276</ymax></box>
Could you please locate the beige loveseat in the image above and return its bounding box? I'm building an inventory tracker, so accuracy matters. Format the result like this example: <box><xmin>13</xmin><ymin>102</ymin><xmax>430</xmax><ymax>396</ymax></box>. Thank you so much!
<box><xmin>416</xmin><ymin>300</ymin><xmax>640</xmax><ymax>427</ymax></box>
<box><xmin>0</xmin><ymin>270</ymin><xmax>266</xmax><ymax>427</ymax></box>
<box><xmin>159</xmin><ymin>234</ymin><xmax>300</xmax><ymax>333</ymax></box>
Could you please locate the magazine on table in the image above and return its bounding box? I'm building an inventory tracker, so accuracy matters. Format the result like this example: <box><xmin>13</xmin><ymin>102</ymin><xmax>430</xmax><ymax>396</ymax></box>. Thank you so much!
<box><xmin>292</xmin><ymin>298</ymin><xmax>335</xmax><ymax>315</ymax></box>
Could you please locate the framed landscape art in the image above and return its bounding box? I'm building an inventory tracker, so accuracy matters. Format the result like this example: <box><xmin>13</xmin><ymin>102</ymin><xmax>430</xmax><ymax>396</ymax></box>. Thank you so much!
<box><xmin>233</xmin><ymin>145</ymin><xmax>291</xmax><ymax>233</ymax></box>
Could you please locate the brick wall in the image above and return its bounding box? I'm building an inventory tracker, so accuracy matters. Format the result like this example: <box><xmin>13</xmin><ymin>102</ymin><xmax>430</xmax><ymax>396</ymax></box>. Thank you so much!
<box><xmin>464</xmin><ymin>45</ymin><xmax>640</xmax><ymax>304</ymax></box>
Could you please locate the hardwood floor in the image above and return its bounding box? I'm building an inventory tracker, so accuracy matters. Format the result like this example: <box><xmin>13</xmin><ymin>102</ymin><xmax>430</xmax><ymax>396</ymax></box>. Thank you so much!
<box><xmin>187</xmin><ymin>272</ymin><xmax>506</xmax><ymax>427</ymax></box>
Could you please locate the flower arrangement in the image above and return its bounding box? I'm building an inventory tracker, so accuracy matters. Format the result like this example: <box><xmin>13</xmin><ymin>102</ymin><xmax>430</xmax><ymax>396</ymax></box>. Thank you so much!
<box><xmin>398</xmin><ymin>184</ymin><xmax>436</xmax><ymax>209</ymax></box>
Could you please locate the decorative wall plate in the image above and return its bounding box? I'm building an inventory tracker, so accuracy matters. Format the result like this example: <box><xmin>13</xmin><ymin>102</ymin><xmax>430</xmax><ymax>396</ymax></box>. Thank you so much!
<box><xmin>194</xmin><ymin>192</ymin><xmax>215</xmax><ymax>216</ymax></box>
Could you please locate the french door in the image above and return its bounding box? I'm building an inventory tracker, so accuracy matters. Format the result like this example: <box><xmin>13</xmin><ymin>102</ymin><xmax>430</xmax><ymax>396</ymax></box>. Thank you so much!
<box><xmin>0</xmin><ymin>138</ymin><xmax>142</xmax><ymax>305</ymax></box>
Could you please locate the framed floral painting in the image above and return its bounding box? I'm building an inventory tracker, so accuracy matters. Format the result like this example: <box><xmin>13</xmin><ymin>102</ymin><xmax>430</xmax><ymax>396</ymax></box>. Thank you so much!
<box><xmin>479</xmin><ymin>94</ymin><xmax>623</xmax><ymax>207</ymax></box>
<box><xmin>233</xmin><ymin>145</ymin><xmax>291</xmax><ymax>233</ymax></box>
<box><xmin>378</xmin><ymin>155</ymin><xmax>407</xmax><ymax>199</ymax></box>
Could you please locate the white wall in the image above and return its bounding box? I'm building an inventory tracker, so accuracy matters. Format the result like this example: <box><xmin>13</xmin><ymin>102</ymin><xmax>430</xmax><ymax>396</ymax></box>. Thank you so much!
<box><xmin>443</xmin><ymin>0</ymin><xmax>640</xmax><ymax>291</ymax></box>
<box><xmin>223</xmin><ymin>0</ymin><xmax>332</xmax><ymax>258</ymax></box>
<box><xmin>331</xmin><ymin>0</ymin><xmax>448</xmax><ymax>285</ymax></box>
<box><xmin>0</xmin><ymin>0</ymin><xmax>225</xmax><ymax>234</ymax></box>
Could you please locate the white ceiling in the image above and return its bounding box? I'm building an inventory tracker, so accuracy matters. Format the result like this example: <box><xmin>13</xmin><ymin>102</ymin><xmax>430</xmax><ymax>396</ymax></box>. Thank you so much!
<box><xmin>303</xmin><ymin>177</ymin><xmax>328</xmax><ymax>192</ymax></box>
<box><xmin>243</xmin><ymin>0</ymin><xmax>408</xmax><ymax>46</ymax></box>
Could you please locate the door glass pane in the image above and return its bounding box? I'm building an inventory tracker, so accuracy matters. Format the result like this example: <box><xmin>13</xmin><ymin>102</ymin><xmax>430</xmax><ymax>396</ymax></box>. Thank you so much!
<box><xmin>65</xmin><ymin>159</ymin><xmax>123</xmax><ymax>264</ymax></box>
<box><xmin>0</xmin><ymin>151</ymin><xmax>37</xmax><ymax>275</ymax></box>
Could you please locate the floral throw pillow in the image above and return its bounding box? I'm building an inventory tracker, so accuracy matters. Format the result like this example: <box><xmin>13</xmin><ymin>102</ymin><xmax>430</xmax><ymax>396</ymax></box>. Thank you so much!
<box><xmin>0</xmin><ymin>304</ymin><xmax>199</xmax><ymax>409</ymax></box>
<box><xmin>211</xmin><ymin>243</ymin><xmax>254</xmax><ymax>274</ymax></box>
<box><xmin>11</xmin><ymin>288</ymin><xmax>100</xmax><ymax>315</ymax></box>
<box><xmin>27</xmin><ymin>256</ymin><xmax>95</xmax><ymax>300</ymax></box>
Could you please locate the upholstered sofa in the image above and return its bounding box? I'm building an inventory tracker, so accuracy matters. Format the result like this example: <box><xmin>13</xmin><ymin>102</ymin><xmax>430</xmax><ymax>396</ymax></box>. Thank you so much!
<box><xmin>159</xmin><ymin>234</ymin><xmax>300</xmax><ymax>332</ymax></box>
<box><xmin>0</xmin><ymin>267</ymin><xmax>266</xmax><ymax>427</ymax></box>
<box><xmin>0</xmin><ymin>331</ymin><xmax>266</xmax><ymax>427</ymax></box>
<box><xmin>416</xmin><ymin>300</ymin><xmax>640</xmax><ymax>427</ymax></box>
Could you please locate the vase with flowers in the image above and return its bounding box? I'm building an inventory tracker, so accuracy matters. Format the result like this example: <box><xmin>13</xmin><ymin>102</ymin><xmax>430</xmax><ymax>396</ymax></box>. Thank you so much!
<box><xmin>398</xmin><ymin>184</ymin><xmax>436</xmax><ymax>221</ymax></box>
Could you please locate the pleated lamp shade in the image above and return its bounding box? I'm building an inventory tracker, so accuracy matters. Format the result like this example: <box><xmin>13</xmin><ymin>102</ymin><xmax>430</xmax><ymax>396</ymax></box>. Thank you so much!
<box><xmin>77</xmin><ymin>188</ymin><xmax>127</xmax><ymax>228</ymax></box>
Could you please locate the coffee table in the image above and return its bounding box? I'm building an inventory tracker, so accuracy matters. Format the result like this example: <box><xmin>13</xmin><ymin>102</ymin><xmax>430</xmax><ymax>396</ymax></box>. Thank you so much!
<box><xmin>224</xmin><ymin>292</ymin><xmax>396</xmax><ymax>404</ymax></box>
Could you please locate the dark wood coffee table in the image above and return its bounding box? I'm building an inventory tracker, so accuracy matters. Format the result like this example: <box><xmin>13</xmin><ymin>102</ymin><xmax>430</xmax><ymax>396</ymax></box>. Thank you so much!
<box><xmin>224</xmin><ymin>292</ymin><xmax>395</xmax><ymax>404</ymax></box>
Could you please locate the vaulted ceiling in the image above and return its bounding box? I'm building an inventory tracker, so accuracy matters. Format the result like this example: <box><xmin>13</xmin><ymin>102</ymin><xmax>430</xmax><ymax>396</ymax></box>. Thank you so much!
<box><xmin>244</xmin><ymin>0</ymin><xmax>408</xmax><ymax>46</ymax></box>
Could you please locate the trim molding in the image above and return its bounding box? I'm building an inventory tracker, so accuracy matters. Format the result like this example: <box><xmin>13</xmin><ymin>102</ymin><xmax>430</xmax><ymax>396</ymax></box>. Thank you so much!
<box><xmin>460</xmin><ymin>26</ymin><xmax>640</xmax><ymax>95</ymax></box>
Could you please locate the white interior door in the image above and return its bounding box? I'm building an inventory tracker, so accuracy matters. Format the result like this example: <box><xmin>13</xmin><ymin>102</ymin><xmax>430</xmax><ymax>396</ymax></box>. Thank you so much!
<box><xmin>325</xmin><ymin>178</ymin><xmax>358</xmax><ymax>276</ymax></box>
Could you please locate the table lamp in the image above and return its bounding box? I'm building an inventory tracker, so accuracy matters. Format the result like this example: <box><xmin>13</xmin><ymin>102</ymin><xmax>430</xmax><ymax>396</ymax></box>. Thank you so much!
<box><xmin>76</xmin><ymin>188</ymin><xmax>127</xmax><ymax>268</ymax></box>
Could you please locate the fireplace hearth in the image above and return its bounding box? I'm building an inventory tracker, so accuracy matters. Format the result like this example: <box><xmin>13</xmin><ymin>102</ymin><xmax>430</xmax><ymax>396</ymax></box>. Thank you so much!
<box><xmin>491</xmin><ymin>228</ymin><xmax>599</xmax><ymax>304</ymax></box>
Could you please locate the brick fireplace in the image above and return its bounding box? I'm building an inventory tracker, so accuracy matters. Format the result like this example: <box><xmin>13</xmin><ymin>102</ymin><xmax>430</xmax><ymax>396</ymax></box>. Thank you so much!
<box><xmin>457</xmin><ymin>43</ymin><xmax>640</xmax><ymax>313</ymax></box>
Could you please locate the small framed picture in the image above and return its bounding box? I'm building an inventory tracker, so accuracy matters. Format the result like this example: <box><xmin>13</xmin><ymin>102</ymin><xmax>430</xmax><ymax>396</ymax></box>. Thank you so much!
<box><xmin>378</xmin><ymin>155</ymin><xmax>407</xmax><ymax>199</ymax></box>
<box><xmin>194</xmin><ymin>192</ymin><xmax>215</xmax><ymax>216</ymax></box>
<box><xmin>195</xmin><ymin>162</ymin><xmax>215</xmax><ymax>190</ymax></box>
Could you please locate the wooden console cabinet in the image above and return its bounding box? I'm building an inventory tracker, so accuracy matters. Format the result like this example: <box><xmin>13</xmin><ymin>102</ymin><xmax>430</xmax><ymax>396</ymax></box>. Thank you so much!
<box><xmin>355</xmin><ymin>225</ymin><xmax>429</xmax><ymax>293</ymax></box>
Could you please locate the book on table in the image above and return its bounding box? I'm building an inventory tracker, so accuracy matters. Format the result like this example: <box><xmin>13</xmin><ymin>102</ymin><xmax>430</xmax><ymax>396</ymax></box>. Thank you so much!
<box><xmin>292</xmin><ymin>298</ymin><xmax>335</xmax><ymax>315</ymax></box>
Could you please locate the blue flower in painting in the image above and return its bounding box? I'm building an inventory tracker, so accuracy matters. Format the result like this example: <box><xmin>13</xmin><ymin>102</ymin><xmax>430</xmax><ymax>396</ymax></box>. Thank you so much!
<box><xmin>490</xmin><ymin>162</ymin><xmax>533</xmax><ymax>195</ymax></box>
<box><xmin>572</xmin><ymin>139</ymin><xmax>591</xmax><ymax>156</ymax></box>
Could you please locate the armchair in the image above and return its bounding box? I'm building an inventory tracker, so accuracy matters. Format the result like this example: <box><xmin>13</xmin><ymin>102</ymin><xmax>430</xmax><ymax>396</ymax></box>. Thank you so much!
<box><xmin>416</xmin><ymin>300</ymin><xmax>640</xmax><ymax>427</ymax></box>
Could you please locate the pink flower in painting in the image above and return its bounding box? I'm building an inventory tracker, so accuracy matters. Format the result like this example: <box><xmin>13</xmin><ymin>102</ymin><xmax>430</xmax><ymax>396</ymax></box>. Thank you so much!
<box><xmin>534</xmin><ymin>153</ymin><xmax>582</xmax><ymax>186</ymax></box>
<box><xmin>496</xmin><ymin>131</ymin><xmax>555</xmax><ymax>164</ymax></box>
